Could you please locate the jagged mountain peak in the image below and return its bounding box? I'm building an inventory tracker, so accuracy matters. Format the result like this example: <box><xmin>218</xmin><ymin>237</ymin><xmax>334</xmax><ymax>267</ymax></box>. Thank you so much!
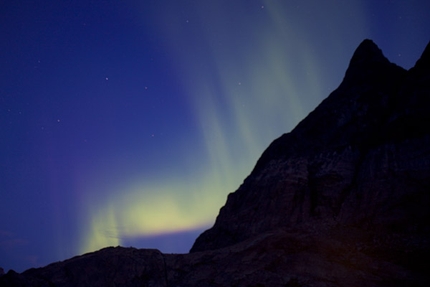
<box><xmin>249</xmin><ymin>40</ymin><xmax>406</xmax><ymax>176</ymax></box>
<box><xmin>342</xmin><ymin>39</ymin><xmax>405</xmax><ymax>87</ymax></box>
<box><xmin>349</xmin><ymin>39</ymin><xmax>389</xmax><ymax>66</ymax></box>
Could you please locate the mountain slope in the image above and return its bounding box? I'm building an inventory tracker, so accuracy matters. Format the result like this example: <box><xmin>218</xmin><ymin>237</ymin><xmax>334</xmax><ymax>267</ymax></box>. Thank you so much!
<box><xmin>191</xmin><ymin>39</ymin><xmax>430</xmax><ymax>253</ymax></box>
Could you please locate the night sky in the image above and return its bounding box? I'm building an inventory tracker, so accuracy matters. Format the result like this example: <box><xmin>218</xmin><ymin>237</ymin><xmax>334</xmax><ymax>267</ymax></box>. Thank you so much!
<box><xmin>1</xmin><ymin>0</ymin><xmax>429</xmax><ymax>273</ymax></box>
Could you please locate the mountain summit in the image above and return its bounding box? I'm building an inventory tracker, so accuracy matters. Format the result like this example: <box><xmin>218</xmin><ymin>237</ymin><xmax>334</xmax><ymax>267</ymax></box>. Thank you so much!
<box><xmin>1</xmin><ymin>39</ymin><xmax>430</xmax><ymax>286</ymax></box>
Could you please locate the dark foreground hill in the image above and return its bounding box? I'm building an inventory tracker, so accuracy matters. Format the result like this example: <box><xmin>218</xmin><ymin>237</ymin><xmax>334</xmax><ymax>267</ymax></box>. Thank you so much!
<box><xmin>1</xmin><ymin>39</ymin><xmax>430</xmax><ymax>286</ymax></box>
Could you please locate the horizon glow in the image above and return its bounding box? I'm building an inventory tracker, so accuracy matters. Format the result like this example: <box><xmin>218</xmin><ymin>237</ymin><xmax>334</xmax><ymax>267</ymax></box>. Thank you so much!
<box><xmin>78</xmin><ymin>1</ymin><xmax>368</xmax><ymax>255</ymax></box>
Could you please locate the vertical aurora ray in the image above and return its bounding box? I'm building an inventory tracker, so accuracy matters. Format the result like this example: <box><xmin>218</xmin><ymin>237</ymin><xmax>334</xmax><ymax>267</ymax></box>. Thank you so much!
<box><xmin>79</xmin><ymin>1</ymin><xmax>369</xmax><ymax>254</ymax></box>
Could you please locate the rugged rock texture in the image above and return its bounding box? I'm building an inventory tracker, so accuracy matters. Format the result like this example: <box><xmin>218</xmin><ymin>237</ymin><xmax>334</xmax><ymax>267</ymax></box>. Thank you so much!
<box><xmin>1</xmin><ymin>39</ymin><xmax>429</xmax><ymax>286</ymax></box>
<box><xmin>191</xmin><ymin>39</ymin><xmax>430</xmax><ymax>253</ymax></box>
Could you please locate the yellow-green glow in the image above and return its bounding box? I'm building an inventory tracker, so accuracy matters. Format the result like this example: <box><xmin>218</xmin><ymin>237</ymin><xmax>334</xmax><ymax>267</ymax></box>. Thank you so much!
<box><xmin>79</xmin><ymin>1</ymin><xmax>368</xmax><ymax>255</ymax></box>
<box><xmin>80</xmin><ymin>173</ymin><xmax>235</xmax><ymax>254</ymax></box>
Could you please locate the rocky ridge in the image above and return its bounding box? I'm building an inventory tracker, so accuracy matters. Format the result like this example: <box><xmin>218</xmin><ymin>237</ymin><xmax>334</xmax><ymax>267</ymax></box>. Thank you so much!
<box><xmin>1</xmin><ymin>39</ymin><xmax>429</xmax><ymax>286</ymax></box>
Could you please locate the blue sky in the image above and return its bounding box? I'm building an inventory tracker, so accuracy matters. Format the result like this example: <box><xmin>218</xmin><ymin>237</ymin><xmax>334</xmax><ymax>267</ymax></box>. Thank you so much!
<box><xmin>1</xmin><ymin>0</ymin><xmax>429</xmax><ymax>272</ymax></box>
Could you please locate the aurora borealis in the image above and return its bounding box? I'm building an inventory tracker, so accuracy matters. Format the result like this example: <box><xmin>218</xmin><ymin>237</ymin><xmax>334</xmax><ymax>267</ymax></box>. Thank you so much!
<box><xmin>1</xmin><ymin>0</ymin><xmax>429</xmax><ymax>272</ymax></box>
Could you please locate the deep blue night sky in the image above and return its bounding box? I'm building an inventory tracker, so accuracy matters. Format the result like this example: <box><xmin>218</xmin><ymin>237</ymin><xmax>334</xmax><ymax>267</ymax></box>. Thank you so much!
<box><xmin>1</xmin><ymin>0</ymin><xmax>429</xmax><ymax>273</ymax></box>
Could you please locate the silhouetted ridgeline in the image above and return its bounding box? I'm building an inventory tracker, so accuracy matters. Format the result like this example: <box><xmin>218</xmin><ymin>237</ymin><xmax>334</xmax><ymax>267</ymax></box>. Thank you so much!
<box><xmin>1</xmin><ymin>39</ymin><xmax>430</xmax><ymax>287</ymax></box>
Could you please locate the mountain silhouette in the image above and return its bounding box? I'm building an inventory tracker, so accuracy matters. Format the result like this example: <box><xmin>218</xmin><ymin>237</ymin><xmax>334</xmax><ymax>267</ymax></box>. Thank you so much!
<box><xmin>1</xmin><ymin>39</ymin><xmax>429</xmax><ymax>287</ymax></box>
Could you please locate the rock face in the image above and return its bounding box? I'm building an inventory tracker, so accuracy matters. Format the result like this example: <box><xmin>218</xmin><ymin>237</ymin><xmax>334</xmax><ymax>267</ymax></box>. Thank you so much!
<box><xmin>1</xmin><ymin>39</ymin><xmax>429</xmax><ymax>287</ymax></box>
<box><xmin>190</xmin><ymin>39</ymin><xmax>430</xmax><ymax>253</ymax></box>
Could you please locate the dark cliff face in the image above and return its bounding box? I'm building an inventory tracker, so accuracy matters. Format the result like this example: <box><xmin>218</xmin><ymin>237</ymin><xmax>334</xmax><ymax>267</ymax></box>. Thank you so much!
<box><xmin>190</xmin><ymin>39</ymin><xmax>430</xmax><ymax>253</ymax></box>
<box><xmin>2</xmin><ymin>39</ymin><xmax>430</xmax><ymax>287</ymax></box>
